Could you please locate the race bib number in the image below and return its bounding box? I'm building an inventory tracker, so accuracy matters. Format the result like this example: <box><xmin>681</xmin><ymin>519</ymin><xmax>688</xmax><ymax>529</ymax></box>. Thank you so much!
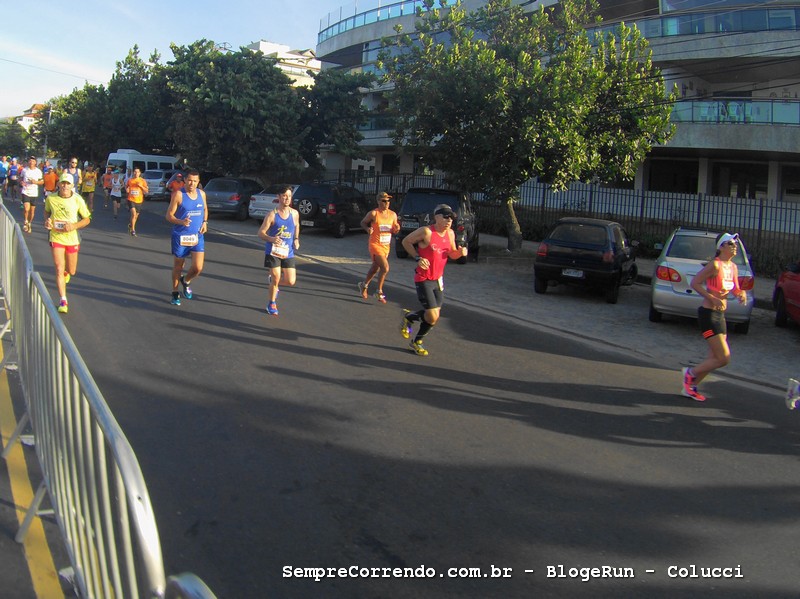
<box><xmin>379</xmin><ymin>232</ymin><xmax>392</xmax><ymax>245</ymax></box>
<box><xmin>180</xmin><ymin>234</ymin><xmax>199</xmax><ymax>247</ymax></box>
<box><xmin>271</xmin><ymin>241</ymin><xmax>289</xmax><ymax>259</ymax></box>
<box><xmin>54</xmin><ymin>220</ymin><xmax>68</xmax><ymax>231</ymax></box>
<box><xmin>130</xmin><ymin>189</ymin><xmax>141</xmax><ymax>197</ymax></box>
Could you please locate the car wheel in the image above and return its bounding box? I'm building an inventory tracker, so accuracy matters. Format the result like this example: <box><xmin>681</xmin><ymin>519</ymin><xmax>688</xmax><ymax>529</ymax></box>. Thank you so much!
<box><xmin>296</xmin><ymin>198</ymin><xmax>316</xmax><ymax>217</ymax></box>
<box><xmin>605</xmin><ymin>280</ymin><xmax>621</xmax><ymax>304</ymax></box>
<box><xmin>235</xmin><ymin>201</ymin><xmax>248</xmax><ymax>221</ymax></box>
<box><xmin>648</xmin><ymin>302</ymin><xmax>662</xmax><ymax>322</ymax></box>
<box><xmin>534</xmin><ymin>275</ymin><xmax>548</xmax><ymax>294</ymax></box>
<box><xmin>333</xmin><ymin>219</ymin><xmax>347</xmax><ymax>238</ymax></box>
<box><xmin>396</xmin><ymin>245</ymin><xmax>408</xmax><ymax>259</ymax></box>
<box><xmin>775</xmin><ymin>291</ymin><xmax>788</xmax><ymax>328</ymax></box>
<box><xmin>734</xmin><ymin>320</ymin><xmax>750</xmax><ymax>335</ymax></box>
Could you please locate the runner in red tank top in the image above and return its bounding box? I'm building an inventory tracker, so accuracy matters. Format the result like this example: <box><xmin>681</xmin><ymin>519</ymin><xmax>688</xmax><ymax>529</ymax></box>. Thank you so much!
<box><xmin>399</xmin><ymin>203</ymin><xmax>468</xmax><ymax>356</ymax></box>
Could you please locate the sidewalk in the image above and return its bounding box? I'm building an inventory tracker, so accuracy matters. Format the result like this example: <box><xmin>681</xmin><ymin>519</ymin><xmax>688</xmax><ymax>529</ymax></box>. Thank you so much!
<box><xmin>477</xmin><ymin>234</ymin><xmax>776</xmax><ymax>310</ymax></box>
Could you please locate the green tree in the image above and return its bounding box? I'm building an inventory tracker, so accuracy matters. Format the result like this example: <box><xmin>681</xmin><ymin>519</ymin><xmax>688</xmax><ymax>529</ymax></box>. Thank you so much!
<box><xmin>297</xmin><ymin>69</ymin><xmax>374</xmax><ymax>174</ymax></box>
<box><xmin>380</xmin><ymin>0</ymin><xmax>675</xmax><ymax>249</ymax></box>
<box><xmin>0</xmin><ymin>120</ymin><xmax>27</xmax><ymax>157</ymax></box>
<box><xmin>107</xmin><ymin>46</ymin><xmax>173</xmax><ymax>154</ymax></box>
<box><xmin>166</xmin><ymin>40</ymin><xmax>305</xmax><ymax>178</ymax></box>
<box><xmin>35</xmin><ymin>84</ymin><xmax>112</xmax><ymax>164</ymax></box>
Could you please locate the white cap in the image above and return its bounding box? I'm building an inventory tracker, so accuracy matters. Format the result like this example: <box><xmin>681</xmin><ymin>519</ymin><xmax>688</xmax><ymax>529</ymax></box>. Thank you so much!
<box><xmin>716</xmin><ymin>233</ymin><xmax>739</xmax><ymax>249</ymax></box>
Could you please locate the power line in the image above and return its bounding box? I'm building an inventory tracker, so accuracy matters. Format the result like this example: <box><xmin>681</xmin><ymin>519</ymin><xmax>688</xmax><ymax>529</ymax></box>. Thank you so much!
<box><xmin>0</xmin><ymin>57</ymin><xmax>106</xmax><ymax>85</ymax></box>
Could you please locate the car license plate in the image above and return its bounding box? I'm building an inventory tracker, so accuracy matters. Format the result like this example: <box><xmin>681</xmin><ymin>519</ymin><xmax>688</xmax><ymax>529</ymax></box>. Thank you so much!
<box><xmin>562</xmin><ymin>268</ymin><xmax>583</xmax><ymax>278</ymax></box>
<box><xmin>401</xmin><ymin>221</ymin><xmax>419</xmax><ymax>230</ymax></box>
<box><xmin>301</xmin><ymin>220</ymin><xmax>314</xmax><ymax>227</ymax></box>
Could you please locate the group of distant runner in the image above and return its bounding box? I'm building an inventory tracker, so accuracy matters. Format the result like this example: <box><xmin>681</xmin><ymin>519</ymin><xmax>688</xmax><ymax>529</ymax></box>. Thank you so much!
<box><xmin>1</xmin><ymin>154</ymin><xmax>747</xmax><ymax>395</ymax></box>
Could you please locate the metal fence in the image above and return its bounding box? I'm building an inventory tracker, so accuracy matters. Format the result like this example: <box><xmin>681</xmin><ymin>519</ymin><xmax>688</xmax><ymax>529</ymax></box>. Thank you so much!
<box><xmin>324</xmin><ymin>170</ymin><xmax>800</xmax><ymax>275</ymax></box>
<box><xmin>0</xmin><ymin>201</ymin><xmax>217</xmax><ymax>599</ymax></box>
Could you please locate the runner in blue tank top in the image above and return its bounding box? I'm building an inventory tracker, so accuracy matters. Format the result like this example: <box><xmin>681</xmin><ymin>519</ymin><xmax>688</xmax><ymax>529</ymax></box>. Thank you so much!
<box><xmin>165</xmin><ymin>170</ymin><xmax>208</xmax><ymax>306</ymax></box>
<box><xmin>258</xmin><ymin>185</ymin><xmax>300</xmax><ymax>316</ymax></box>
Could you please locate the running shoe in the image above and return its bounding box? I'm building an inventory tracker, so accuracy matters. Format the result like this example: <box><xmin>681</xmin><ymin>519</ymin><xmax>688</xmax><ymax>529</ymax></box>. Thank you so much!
<box><xmin>375</xmin><ymin>291</ymin><xmax>387</xmax><ymax>304</ymax></box>
<box><xmin>681</xmin><ymin>367</ymin><xmax>705</xmax><ymax>401</ymax></box>
<box><xmin>786</xmin><ymin>378</ymin><xmax>800</xmax><ymax>410</ymax></box>
<box><xmin>267</xmin><ymin>301</ymin><xmax>279</xmax><ymax>316</ymax></box>
<box><xmin>400</xmin><ymin>309</ymin><xmax>412</xmax><ymax>339</ymax></box>
<box><xmin>358</xmin><ymin>281</ymin><xmax>368</xmax><ymax>299</ymax></box>
<box><xmin>180</xmin><ymin>275</ymin><xmax>193</xmax><ymax>299</ymax></box>
<box><xmin>409</xmin><ymin>339</ymin><xmax>428</xmax><ymax>356</ymax></box>
<box><xmin>57</xmin><ymin>299</ymin><xmax>68</xmax><ymax>314</ymax></box>
<box><xmin>170</xmin><ymin>293</ymin><xmax>181</xmax><ymax>306</ymax></box>
<box><xmin>131</xmin><ymin>230</ymin><xmax>137</xmax><ymax>237</ymax></box>
<box><xmin>22</xmin><ymin>221</ymin><xmax>29</xmax><ymax>233</ymax></box>
<box><xmin>64</xmin><ymin>273</ymin><xmax>71</xmax><ymax>285</ymax></box>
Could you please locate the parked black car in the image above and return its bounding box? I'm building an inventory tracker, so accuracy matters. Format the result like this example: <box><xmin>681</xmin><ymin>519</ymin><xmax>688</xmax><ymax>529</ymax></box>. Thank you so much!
<box><xmin>203</xmin><ymin>177</ymin><xmax>263</xmax><ymax>221</ymax></box>
<box><xmin>292</xmin><ymin>183</ymin><xmax>369</xmax><ymax>238</ymax></box>
<box><xmin>395</xmin><ymin>188</ymin><xmax>479</xmax><ymax>264</ymax></box>
<box><xmin>534</xmin><ymin>217</ymin><xmax>638</xmax><ymax>304</ymax></box>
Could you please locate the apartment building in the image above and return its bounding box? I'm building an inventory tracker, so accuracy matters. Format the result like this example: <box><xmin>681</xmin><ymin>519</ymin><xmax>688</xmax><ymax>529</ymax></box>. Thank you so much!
<box><xmin>16</xmin><ymin>103</ymin><xmax>45</xmax><ymax>133</ymax></box>
<box><xmin>246</xmin><ymin>40</ymin><xmax>321</xmax><ymax>88</ymax></box>
<box><xmin>315</xmin><ymin>0</ymin><xmax>800</xmax><ymax>201</ymax></box>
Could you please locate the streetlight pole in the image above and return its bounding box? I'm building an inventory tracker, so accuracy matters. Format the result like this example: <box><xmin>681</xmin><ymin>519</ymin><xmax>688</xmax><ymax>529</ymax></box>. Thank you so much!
<box><xmin>42</xmin><ymin>106</ymin><xmax>52</xmax><ymax>159</ymax></box>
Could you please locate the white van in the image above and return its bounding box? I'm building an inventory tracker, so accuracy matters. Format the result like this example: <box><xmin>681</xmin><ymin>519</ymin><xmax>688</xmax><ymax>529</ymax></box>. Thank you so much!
<box><xmin>106</xmin><ymin>149</ymin><xmax>179</xmax><ymax>173</ymax></box>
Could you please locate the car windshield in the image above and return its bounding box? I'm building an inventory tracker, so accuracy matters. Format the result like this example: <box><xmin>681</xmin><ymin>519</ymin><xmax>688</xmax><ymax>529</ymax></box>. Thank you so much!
<box><xmin>667</xmin><ymin>235</ymin><xmax>748</xmax><ymax>266</ymax></box>
<box><xmin>549</xmin><ymin>224</ymin><xmax>607</xmax><ymax>245</ymax></box>
<box><xmin>143</xmin><ymin>170</ymin><xmax>164</xmax><ymax>179</ymax></box>
<box><xmin>205</xmin><ymin>180</ymin><xmax>237</xmax><ymax>192</ymax></box>
<box><xmin>401</xmin><ymin>192</ymin><xmax>460</xmax><ymax>214</ymax></box>
<box><xmin>294</xmin><ymin>185</ymin><xmax>333</xmax><ymax>201</ymax></box>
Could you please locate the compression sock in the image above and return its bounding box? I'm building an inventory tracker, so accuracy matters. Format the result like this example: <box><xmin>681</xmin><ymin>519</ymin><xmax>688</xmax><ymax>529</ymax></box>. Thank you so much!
<box><xmin>414</xmin><ymin>320</ymin><xmax>434</xmax><ymax>343</ymax></box>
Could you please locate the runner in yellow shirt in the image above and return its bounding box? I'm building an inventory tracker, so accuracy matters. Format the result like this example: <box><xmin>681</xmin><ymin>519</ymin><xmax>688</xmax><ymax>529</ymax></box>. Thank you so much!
<box><xmin>80</xmin><ymin>164</ymin><xmax>98</xmax><ymax>212</ymax></box>
<box><xmin>44</xmin><ymin>173</ymin><xmax>92</xmax><ymax>314</ymax></box>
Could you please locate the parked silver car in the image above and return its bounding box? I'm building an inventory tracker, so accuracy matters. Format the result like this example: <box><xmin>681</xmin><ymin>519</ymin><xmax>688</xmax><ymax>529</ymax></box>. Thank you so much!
<box><xmin>204</xmin><ymin>177</ymin><xmax>263</xmax><ymax>221</ymax></box>
<box><xmin>649</xmin><ymin>227</ymin><xmax>755</xmax><ymax>333</ymax></box>
<box><xmin>143</xmin><ymin>169</ymin><xmax>181</xmax><ymax>201</ymax></box>
<box><xmin>248</xmin><ymin>184</ymin><xmax>299</xmax><ymax>220</ymax></box>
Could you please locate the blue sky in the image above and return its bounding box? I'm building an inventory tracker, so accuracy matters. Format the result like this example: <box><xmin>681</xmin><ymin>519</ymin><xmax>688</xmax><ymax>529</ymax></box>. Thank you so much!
<box><xmin>0</xmin><ymin>0</ymin><xmax>347</xmax><ymax>118</ymax></box>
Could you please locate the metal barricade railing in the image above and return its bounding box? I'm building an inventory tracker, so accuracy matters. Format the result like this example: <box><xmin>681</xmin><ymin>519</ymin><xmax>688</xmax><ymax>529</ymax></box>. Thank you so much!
<box><xmin>0</xmin><ymin>199</ymin><xmax>217</xmax><ymax>599</ymax></box>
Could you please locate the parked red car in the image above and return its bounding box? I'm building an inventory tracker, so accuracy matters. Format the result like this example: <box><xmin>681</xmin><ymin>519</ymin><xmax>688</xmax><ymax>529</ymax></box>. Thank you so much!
<box><xmin>773</xmin><ymin>261</ymin><xmax>800</xmax><ymax>327</ymax></box>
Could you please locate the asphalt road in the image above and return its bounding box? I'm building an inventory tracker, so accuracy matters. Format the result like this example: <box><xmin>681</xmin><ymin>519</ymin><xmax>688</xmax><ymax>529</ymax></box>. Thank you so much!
<box><xmin>13</xmin><ymin>200</ymin><xmax>800</xmax><ymax>598</ymax></box>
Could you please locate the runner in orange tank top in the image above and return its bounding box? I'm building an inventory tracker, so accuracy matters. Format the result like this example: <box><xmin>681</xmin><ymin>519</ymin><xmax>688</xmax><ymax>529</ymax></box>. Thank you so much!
<box><xmin>357</xmin><ymin>191</ymin><xmax>399</xmax><ymax>304</ymax></box>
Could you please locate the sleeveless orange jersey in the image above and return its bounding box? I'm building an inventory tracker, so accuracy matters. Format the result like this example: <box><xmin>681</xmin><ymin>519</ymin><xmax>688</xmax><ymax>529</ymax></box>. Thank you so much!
<box><xmin>368</xmin><ymin>209</ymin><xmax>397</xmax><ymax>257</ymax></box>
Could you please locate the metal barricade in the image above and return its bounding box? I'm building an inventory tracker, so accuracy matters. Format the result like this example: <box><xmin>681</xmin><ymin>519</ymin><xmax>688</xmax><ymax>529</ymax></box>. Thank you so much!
<box><xmin>0</xmin><ymin>200</ymin><xmax>217</xmax><ymax>598</ymax></box>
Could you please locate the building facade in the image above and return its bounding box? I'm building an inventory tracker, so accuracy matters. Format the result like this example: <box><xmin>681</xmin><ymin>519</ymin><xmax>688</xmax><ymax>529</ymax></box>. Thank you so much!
<box><xmin>315</xmin><ymin>0</ymin><xmax>800</xmax><ymax>201</ymax></box>
<box><xmin>246</xmin><ymin>41</ymin><xmax>321</xmax><ymax>88</ymax></box>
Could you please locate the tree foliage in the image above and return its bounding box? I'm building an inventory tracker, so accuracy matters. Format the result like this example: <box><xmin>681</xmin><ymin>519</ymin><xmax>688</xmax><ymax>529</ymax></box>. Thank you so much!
<box><xmin>0</xmin><ymin>120</ymin><xmax>28</xmax><ymax>157</ymax></box>
<box><xmin>379</xmin><ymin>0</ymin><xmax>675</xmax><ymax>199</ymax></box>
<box><xmin>107</xmin><ymin>46</ymin><xmax>173</xmax><ymax>154</ymax></box>
<box><xmin>297</xmin><ymin>69</ymin><xmax>374</xmax><ymax>172</ymax></box>
<box><xmin>32</xmin><ymin>41</ymin><xmax>371</xmax><ymax>179</ymax></box>
<box><xmin>166</xmin><ymin>40</ymin><xmax>305</xmax><ymax>177</ymax></box>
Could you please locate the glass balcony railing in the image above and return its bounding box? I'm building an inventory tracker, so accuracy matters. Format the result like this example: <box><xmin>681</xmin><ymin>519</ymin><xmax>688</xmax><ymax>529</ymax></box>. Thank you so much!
<box><xmin>319</xmin><ymin>0</ymin><xmax>445</xmax><ymax>44</ymax></box>
<box><xmin>321</xmin><ymin>3</ymin><xmax>799</xmax><ymax>45</ymax></box>
<box><xmin>356</xmin><ymin>100</ymin><xmax>800</xmax><ymax>137</ymax></box>
<box><xmin>671</xmin><ymin>99</ymin><xmax>800</xmax><ymax>125</ymax></box>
